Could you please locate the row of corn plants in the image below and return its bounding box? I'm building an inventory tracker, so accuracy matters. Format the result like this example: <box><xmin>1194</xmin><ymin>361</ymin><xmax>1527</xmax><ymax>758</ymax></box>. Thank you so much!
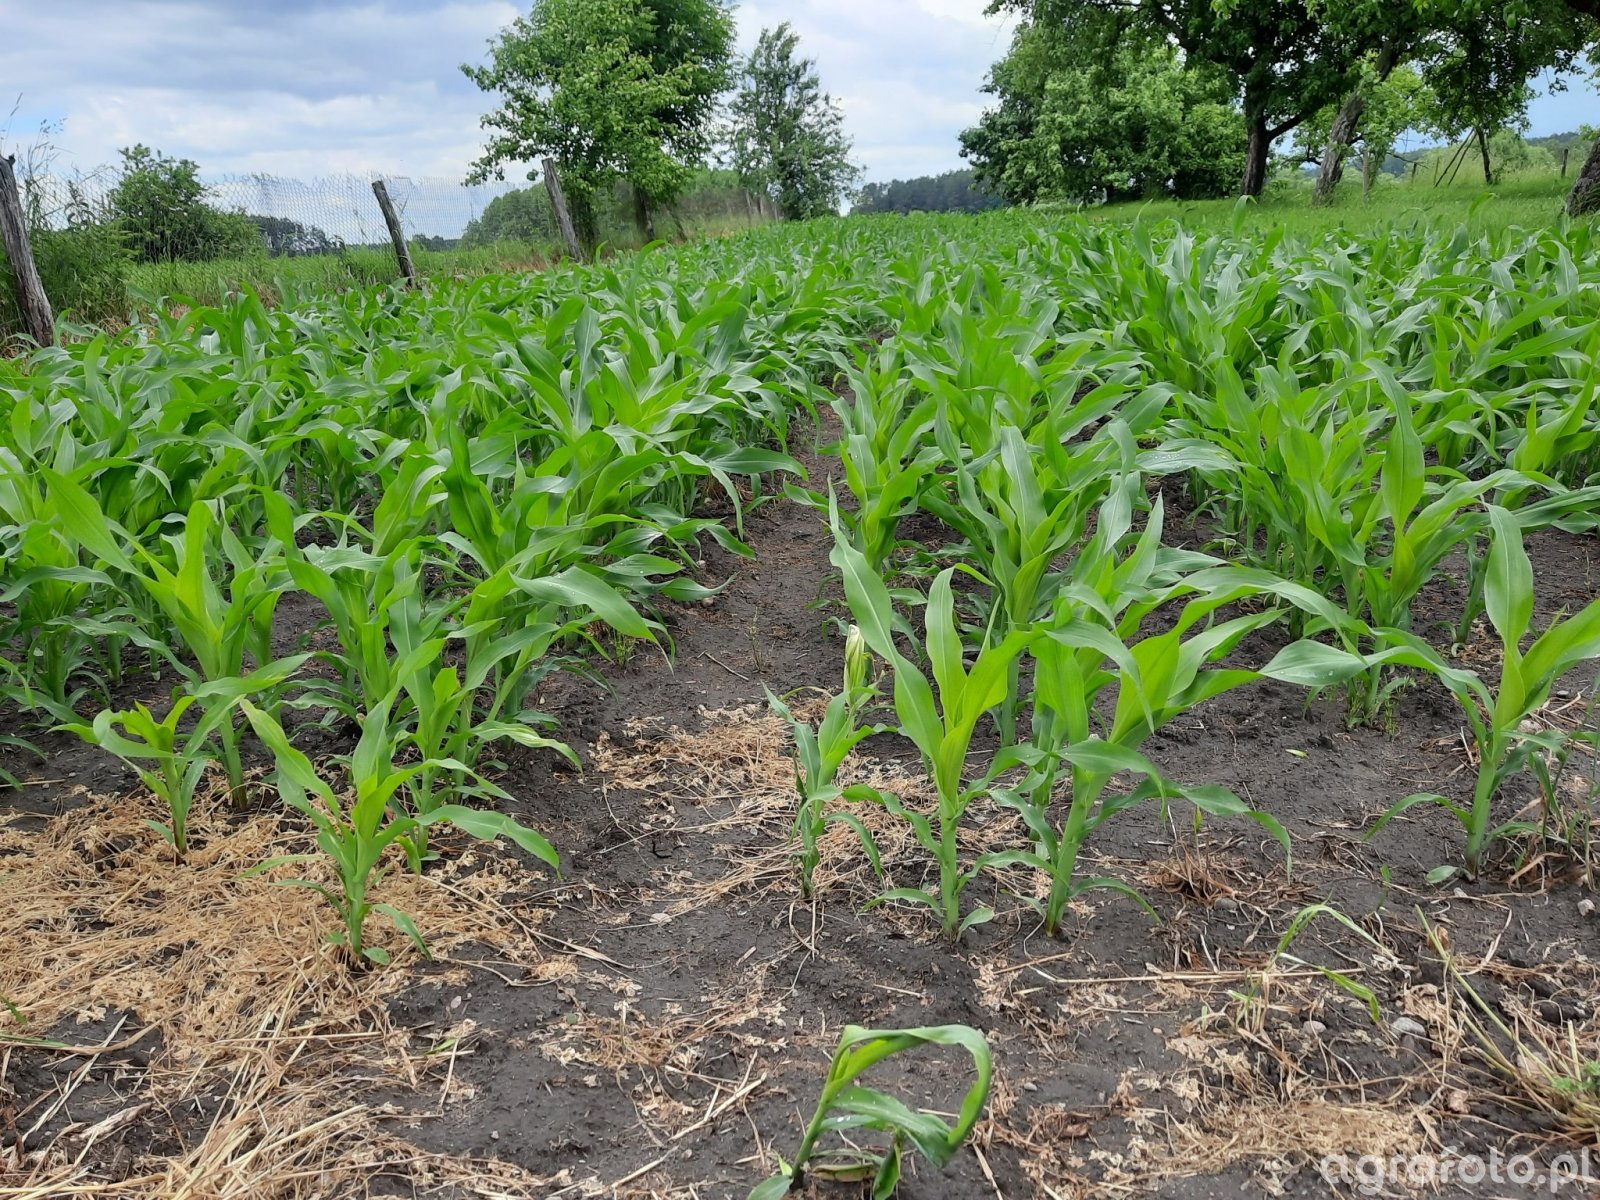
<box><xmin>4</xmin><ymin>209</ymin><xmax>1600</xmax><ymax>960</ymax></box>
<box><xmin>775</xmin><ymin>210</ymin><xmax>1600</xmax><ymax>941</ymax></box>
<box><xmin>0</xmin><ymin>226</ymin><xmax>905</xmax><ymax>965</ymax></box>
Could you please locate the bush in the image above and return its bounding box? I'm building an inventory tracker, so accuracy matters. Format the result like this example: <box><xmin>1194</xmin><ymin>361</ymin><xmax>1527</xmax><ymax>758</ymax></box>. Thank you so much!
<box><xmin>0</xmin><ymin>213</ymin><xmax>130</xmax><ymax>336</ymax></box>
<box><xmin>110</xmin><ymin>145</ymin><xmax>263</xmax><ymax>264</ymax></box>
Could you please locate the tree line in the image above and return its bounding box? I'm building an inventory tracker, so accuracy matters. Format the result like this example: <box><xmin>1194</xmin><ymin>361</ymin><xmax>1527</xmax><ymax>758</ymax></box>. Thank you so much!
<box><xmin>463</xmin><ymin>1</ymin><xmax>858</xmax><ymax>256</ymax></box>
<box><xmin>853</xmin><ymin>170</ymin><xmax>1006</xmax><ymax>216</ymax></box>
<box><xmin>962</xmin><ymin>0</ymin><xmax>1600</xmax><ymax>214</ymax></box>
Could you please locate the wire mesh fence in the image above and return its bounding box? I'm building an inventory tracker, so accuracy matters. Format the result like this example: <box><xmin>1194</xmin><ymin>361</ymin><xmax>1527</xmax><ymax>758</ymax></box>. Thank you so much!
<box><xmin>15</xmin><ymin>161</ymin><xmax>765</xmax><ymax>259</ymax></box>
<box><xmin>17</xmin><ymin>167</ymin><xmax>543</xmax><ymax>254</ymax></box>
<box><xmin>0</xmin><ymin>153</ymin><xmax>767</xmax><ymax>337</ymax></box>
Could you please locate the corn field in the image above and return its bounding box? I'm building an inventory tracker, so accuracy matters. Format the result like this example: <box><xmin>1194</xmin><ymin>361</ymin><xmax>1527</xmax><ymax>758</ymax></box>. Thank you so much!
<box><xmin>3</xmin><ymin>208</ymin><xmax>1600</xmax><ymax>1196</ymax></box>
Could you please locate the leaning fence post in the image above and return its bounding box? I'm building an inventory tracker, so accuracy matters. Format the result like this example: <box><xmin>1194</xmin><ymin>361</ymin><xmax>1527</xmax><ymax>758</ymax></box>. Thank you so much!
<box><xmin>541</xmin><ymin>157</ymin><xmax>584</xmax><ymax>261</ymax></box>
<box><xmin>370</xmin><ymin>179</ymin><xmax>417</xmax><ymax>285</ymax></box>
<box><xmin>0</xmin><ymin>155</ymin><xmax>54</xmax><ymax>345</ymax></box>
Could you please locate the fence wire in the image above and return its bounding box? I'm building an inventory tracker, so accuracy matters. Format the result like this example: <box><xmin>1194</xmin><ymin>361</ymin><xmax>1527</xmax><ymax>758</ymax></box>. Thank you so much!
<box><xmin>15</xmin><ymin>161</ymin><xmax>761</xmax><ymax>261</ymax></box>
<box><xmin>16</xmin><ymin>166</ymin><xmax>540</xmax><ymax>253</ymax></box>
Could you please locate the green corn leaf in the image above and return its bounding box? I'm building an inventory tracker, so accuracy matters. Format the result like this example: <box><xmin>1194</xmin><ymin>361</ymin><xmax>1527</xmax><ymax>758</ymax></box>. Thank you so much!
<box><xmin>421</xmin><ymin>804</ymin><xmax>560</xmax><ymax>871</ymax></box>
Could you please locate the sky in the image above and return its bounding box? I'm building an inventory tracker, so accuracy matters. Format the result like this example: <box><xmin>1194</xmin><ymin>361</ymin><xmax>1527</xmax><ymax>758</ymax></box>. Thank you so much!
<box><xmin>1</xmin><ymin>1</ymin><xmax>1595</xmax><ymax>211</ymax></box>
<box><xmin>1</xmin><ymin>0</ymin><xmax>1015</xmax><ymax>190</ymax></box>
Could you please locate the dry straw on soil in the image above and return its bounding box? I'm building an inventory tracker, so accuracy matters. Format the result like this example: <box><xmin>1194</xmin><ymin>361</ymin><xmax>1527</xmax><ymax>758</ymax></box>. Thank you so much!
<box><xmin>0</xmin><ymin>784</ymin><xmax>572</xmax><ymax>1198</ymax></box>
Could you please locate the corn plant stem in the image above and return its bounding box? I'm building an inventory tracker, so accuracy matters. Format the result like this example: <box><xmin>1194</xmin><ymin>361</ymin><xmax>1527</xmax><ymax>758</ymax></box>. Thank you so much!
<box><xmin>218</xmin><ymin>717</ymin><xmax>247</xmax><ymax>809</ymax></box>
<box><xmin>1045</xmin><ymin>771</ymin><xmax>1108</xmax><ymax>937</ymax></box>
<box><xmin>999</xmin><ymin>659</ymin><xmax>1021</xmax><ymax>747</ymax></box>
<box><xmin>161</xmin><ymin>761</ymin><xmax>189</xmax><ymax>858</ymax></box>
<box><xmin>939</xmin><ymin>814</ymin><xmax>961</xmax><ymax>939</ymax></box>
<box><xmin>785</xmin><ymin>1055</ymin><xmax>854</xmax><ymax>1189</ymax></box>
<box><xmin>1465</xmin><ymin>734</ymin><xmax>1505</xmax><ymax>878</ymax></box>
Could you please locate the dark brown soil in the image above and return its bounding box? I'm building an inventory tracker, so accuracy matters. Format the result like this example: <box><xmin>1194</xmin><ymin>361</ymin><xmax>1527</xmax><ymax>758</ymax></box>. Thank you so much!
<box><xmin>4</xmin><ymin>434</ymin><xmax>1599</xmax><ymax>1199</ymax></box>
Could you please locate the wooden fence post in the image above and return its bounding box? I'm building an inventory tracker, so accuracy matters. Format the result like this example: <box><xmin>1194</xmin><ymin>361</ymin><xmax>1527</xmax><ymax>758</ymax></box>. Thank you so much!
<box><xmin>541</xmin><ymin>158</ymin><xmax>584</xmax><ymax>261</ymax></box>
<box><xmin>0</xmin><ymin>155</ymin><xmax>55</xmax><ymax>345</ymax></box>
<box><xmin>370</xmin><ymin>180</ymin><xmax>416</xmax><ymax>285</ymax></box>
<box><xmin>1562</xmin><ymin>148</ymin><xmax>1571</xmax><ymax>178</ymax></box>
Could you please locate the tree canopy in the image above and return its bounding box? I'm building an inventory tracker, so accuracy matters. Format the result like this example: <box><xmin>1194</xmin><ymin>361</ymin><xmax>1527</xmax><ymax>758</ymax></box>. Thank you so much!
<box><xmin>981</xmin><ymin>0</ymin><xmax>1600</xmax><ymax>205</ymax></box>
<box><xmin>460</xmin><ymin>188</ymin><xmax>556</xmax><ymax>247</ymax></box>
<box><xmin>963</xmin><ymin>17</ymin><xmax>1246</xmax><ymax>205</ymax></box>
<box><xmin>853</xmin><ymin>170</ymin><xmax>1006</xmax><ymax>215</ymax></box>
<box><xmin>989</xmin><ymin>0</ymin><xmax>1385</xmax><ymax>196</ymax></box>
<box><xmin>462</xmin><ymin>0</ymin><xmax>735</xmax><ymax>250</ymax></box>
<box><xmin>109</xmin><ymin>146</ymin><xmax>261</xmax><ymax>264</ymax></box>
<box><xmin>726</xmin><ymin>23</ymin><xmax>859</xmax><ymax>219</ymax></box>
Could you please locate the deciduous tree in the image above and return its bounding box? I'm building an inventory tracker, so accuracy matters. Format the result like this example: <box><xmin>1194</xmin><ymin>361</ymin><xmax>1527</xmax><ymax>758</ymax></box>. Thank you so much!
<box><xmin>962</xmin><ymin>18</ymin><xmax>1245</xmax><ymax>204</ymax></box>
<box><xmin>992</xmin><ymin>0</ymin><xmax>1380</xmax><ymax>196</ymax></box>
<box><xmin>726</xmin><ymin>24</ymin><xmax>859</xmax><ymax>219</ymax></box>
<box><xmin>463</xmin><ymin>0</ymin><xmax>735</xmax><ymax>251</ymax></box>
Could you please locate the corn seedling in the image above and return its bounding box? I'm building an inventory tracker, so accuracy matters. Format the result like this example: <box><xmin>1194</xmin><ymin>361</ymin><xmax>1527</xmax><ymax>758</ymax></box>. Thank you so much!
<box><xmin>60</xmin><ymin>669</ymin><xmax>293</xmax><ymax>859</ymax></box>
<box><xmin>821</xmin><ymin>346</ymin><xmax>944</xmax><ymax>574</ymax></box>
<box><xmin>993</xmin><ymin>562</ymin><xmax>1369</xmax><ymax>937</ymax></box>
<box><xmin>832</xmin><ymin>502</ymin><xmax>1035</xmax><ymax>938</ymax></box>
<box><xmin>917</xmin><ymin>420</ymin><xmax>1129</xmax><ymax>741</ymax></box>
<box><xmin>1373</xmin><ymin>508</ymin><xmax>1600</xmax><ymax>881</ymax></box>
<box><xmin>748</xmin><ymin>1023</ymin><xmax>992</xmax><ymax>1200</ymax></box>
<box><xmin>766</xmin><ymin>625</ymin><xmax>884</xmax><ymax>898</ymax></box>
<box><xmin>242</xmin><ymin>699</ymin><xmax>558</xmax><ymax>966</ymax></box>
<box><xmin>46</xmin><ymin>473</ymin><xmax>301</xmax><ymax>804</ymax></box>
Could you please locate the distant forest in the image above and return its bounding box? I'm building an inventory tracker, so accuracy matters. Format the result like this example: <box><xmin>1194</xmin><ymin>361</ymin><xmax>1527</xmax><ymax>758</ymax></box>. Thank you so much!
<box><xmin>852</xmin><ymin>169</ymin><xmax>1006</xmax><ymax>215</ymax></box>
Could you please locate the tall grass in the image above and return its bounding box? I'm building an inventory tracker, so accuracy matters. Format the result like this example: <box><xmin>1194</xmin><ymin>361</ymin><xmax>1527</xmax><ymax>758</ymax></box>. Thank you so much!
<box><xmin>1096</xmin><ymin>174</ymin><xmax>1579</xmax><ymax>239</ymax></box>
<box><xmin>123</xmin><ymin>241</ymin><xmax>552</xmax><ymax>313</ymax></box>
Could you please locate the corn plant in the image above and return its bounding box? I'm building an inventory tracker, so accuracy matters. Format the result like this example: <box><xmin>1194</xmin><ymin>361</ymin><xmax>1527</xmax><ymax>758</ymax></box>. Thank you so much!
<box><xmin>0</xmin><ymin>465</ymin><xmax>121</xmax><ymax>721</ymax></box>
<box><xmin>61</xmin><ymin>696</ymin><xmax>225</xmax><ymax>860</ymax></box>
<box><xmin>916</xmin><ymin>420</ymin><xmax>1128</xmax><ymax>740</ymax></box>
<box><xmin>748</xmin><ymin>1023</ymin><xmax>992</xmax><ymax>1200</ymax></box>
<box><xmin>766</xmin><ymin>625</ymin><xmax>884</xmax><ymax>899</ymax></box>
<box><xmin>821</xmin><ymin>347</ymin><xmax>943</xmax><ymax>574</ymax></box>
<box><xmin>45</xmin><ymin>472</ymin><xmax>299</xmax><ymax>803</ymax></box>
<box><xmin>994</xmin><ymin>573</ymin><xmax>1366</xmax><ymax>937</ymax></box>
<box><xmin>391</xmin><ymin>573</ymin><xmax>593</xmax><ymax>868</ymax></box>
<box><xmin>242</xmin><ymin>699</ymin><xmax>558</xmax><ymax>966</ymax></box>
<box><xmin>832</xmin><ymin>507</ymin><xmax>1035</xmax><ymax>938</ymax></box>
<box><xmin>1372</xmin><ymin>508</ymin><xmax>1600</xmax><ymax>882</ymax></box>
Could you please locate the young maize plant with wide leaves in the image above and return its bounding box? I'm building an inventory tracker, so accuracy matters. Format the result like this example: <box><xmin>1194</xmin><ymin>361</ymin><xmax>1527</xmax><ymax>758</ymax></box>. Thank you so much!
<box><xmin>765</xmin><ymin>625</ymin><xmax>883</xmax><ymax>900</ymax></box>
<box><xmin>1371</xmin><ymin>508</ymin><xmax>1600</xmax><ymax>882</ymax></box>
<box><xmin>242</xmin><ymin>697</ymin><xmax>558</xmax><ymax>967</ymax></box>
<box><xmin>830</xmin><ymin>506</ymin><xmax>1037</xmax><ymax>940</ymax></box>
<box><xmin>748</xmin><ymin>1023</ymin><xmax>992</xmax><ymax>1200</ymax></box>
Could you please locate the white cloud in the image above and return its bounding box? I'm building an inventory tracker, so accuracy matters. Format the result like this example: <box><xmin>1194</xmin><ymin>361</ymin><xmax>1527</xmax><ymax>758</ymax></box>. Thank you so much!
<box><xmin>736</xmin><ymin>0</ymin><xmax>1012</xmax><ymax>180</ymax></box>
<box><xmin>1</xmin><ymin>0</ymin><xmax>1011</xmax><ymax>232</ymax></box>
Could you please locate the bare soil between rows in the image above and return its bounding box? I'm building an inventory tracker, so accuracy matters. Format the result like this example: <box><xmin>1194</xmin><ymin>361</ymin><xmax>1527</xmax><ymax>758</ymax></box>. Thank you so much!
<box><xmin>3</xmin><ymin>432</ymin><xmax>1599</xmax><ymax>1199</ymax></box>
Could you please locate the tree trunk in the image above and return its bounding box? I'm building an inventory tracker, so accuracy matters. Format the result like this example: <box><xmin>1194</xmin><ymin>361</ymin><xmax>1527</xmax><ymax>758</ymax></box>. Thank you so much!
<box><xmin>1313</xmin><ymin>90</ymin><xmax>1367</xmax><ymax>206</ymax></box>
<box><xmin>1476</xmin><ymin>127</ymin><xmax>1494</xmax><ymax>186</ymax></box>
<box><xmin>631</xmin><ymin>186</ymin><xmax>656</xmax><ymax>243</ymax></box>
<box><xmin>1313</xmin><ymin>46</ymin><xmax>1397</xmax><ymax>207</ymax></box>
<box><xmin>1567</xmin><ymin>134</ymin><xmax>1600</xmax><ymax>215</ymax></box>
<box><xmin>1241</xmin><ymin>113</ymin><xmax>1271</xmax><ymax>198</ymax></box>
<box><xmin>1363</xmin><ymin>149</ymin><xmax>1380</xmax><ymax>198</ymax></box>
<box><xmin>0</xmin><ymin>155</ymin><xmax>54</xmax><ymax>344</ymax></box>
<box><xmin>541</xmin><ymin>158</ymin><xmax>585</xmax><ymax>261</ymax></box>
